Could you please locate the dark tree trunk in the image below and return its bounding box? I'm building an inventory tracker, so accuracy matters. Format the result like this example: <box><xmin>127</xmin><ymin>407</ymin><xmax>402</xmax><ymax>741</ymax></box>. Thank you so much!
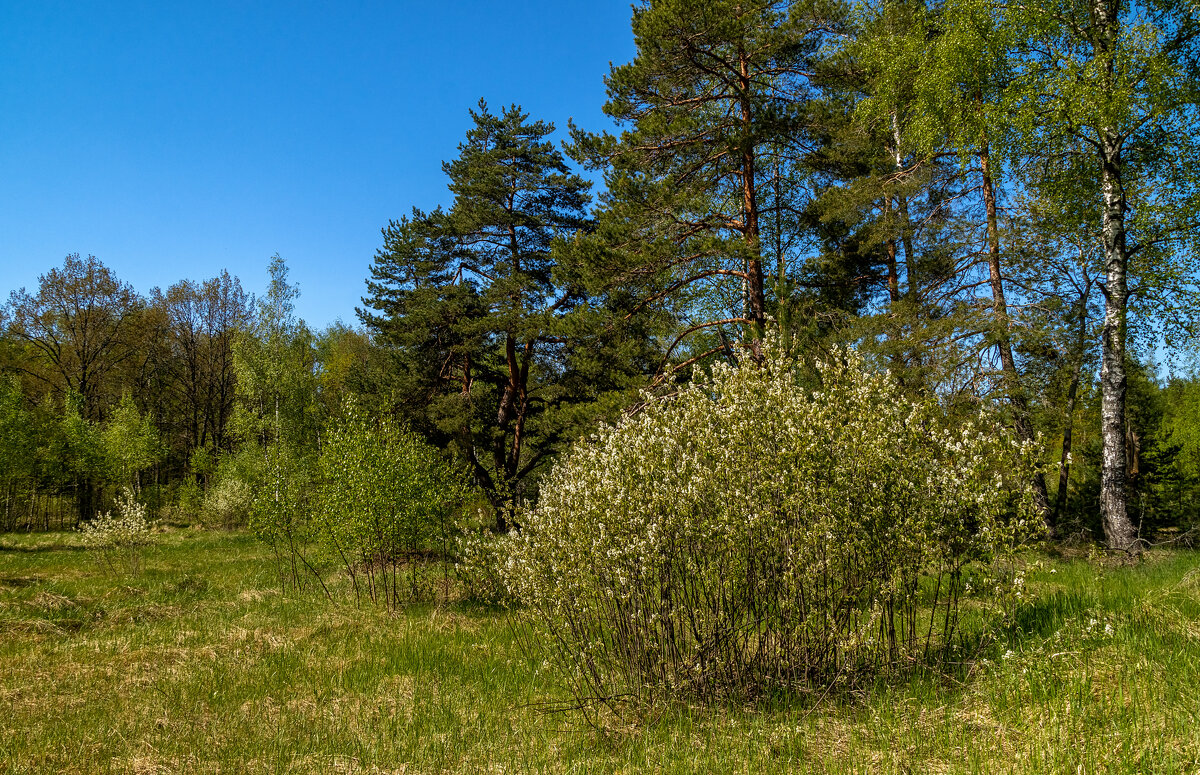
<box><xmin>1055</xmin><ymin>288</ymin><xmax>1093</xmax><ymax>521</ymax></box>
<box><xmin>738</xmin><ymin>45</ymin><xmax>766</xmax><ymax>358</ymax></box>
<box><xmin>1055</xmin><ymin>373</ymin><xmax>1081</xmax><ymax>520</ymax></box>
<box><xmin>978</xmin><ymin>144</ymin><xmax>1053</xmax><ymax>532</ymax></box>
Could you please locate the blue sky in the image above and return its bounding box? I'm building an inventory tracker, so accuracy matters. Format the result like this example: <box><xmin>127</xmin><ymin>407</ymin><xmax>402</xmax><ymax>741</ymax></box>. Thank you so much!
<box><xmin>0</xmin><ymin>1</ymin><xmax>636</xmax><ymax>328</ymax></box>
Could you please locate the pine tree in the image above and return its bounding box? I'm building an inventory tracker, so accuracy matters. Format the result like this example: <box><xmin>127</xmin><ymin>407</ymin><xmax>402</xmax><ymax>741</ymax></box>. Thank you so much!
<box><xmin>569</xmin><ymin>0</ymin><xmax>832</xmax><ymax>365</ymax></box>
<box><xmin>361</xmin><ymin>102</ymin><xmax>606</xmax><ymax>528</ymax></box>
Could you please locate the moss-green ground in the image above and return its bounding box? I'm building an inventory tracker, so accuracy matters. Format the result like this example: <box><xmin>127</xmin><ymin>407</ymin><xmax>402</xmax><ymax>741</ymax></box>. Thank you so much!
<box><xmin>1</xmin><ymin>529</ymin><xmax>1198</xmax><ymax>774</ymax></box>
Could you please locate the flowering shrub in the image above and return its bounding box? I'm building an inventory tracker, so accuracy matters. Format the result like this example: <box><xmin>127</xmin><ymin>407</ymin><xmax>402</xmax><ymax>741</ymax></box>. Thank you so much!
<box><xmin>79</xmin><ymin>487</ymin><xmax>156</xmax><ymax>573</ymax></box>
<box><xmin>504</xmin><ymin>342</ymin><xmax>1042</xmax><ymax>706</ymax></box>
<box><xmin>201</xmin><ymin>476</ymin><xmax>254</xmax><ymax>529</ymax></box>
<box><xmin>454</xmin><ymin>509</ymin><xmax>514</xmax><ymax>604</ymax></box>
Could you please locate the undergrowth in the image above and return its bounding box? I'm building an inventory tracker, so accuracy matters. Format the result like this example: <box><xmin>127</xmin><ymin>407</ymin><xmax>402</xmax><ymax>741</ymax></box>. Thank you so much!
<box><xmin>0</xmin><ymin>529</ymin><xmax>1197</xmax><ymax>774</ymax></box>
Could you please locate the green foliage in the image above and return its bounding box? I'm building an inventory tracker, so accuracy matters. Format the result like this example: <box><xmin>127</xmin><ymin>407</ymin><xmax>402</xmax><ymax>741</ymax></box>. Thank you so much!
<box><xmin>452</xmin><ymin>499</ymin><xmax>515</xmax><ymax>603</ymax></box>
<box><xmin>986</xmin><ymin>0</ymin><xmax>1200</xmax><ymax>348</ymax></box>
<box><xmin>232</xmin><ymin>255</ymin><xmax>319</xmax><ymax>452</ymax></box>
<box><xmin>2</xmin><ymin>258</ymin><xmax>254</xmax><ymax>526</ymax></box>
<box><xmin>57</xmin><ymin>392</ymin><xmax>109</xmax><ymax>522</ymax></box>
<box><xmin>313</xmin><ymin>323</ymin><xmax>381</xmax><ymax>418</ymax></box>
<box><xmin>1162</xmin><ymin>375</ymin><xmax>1200</xmax><ymax>478</ymax></box>
<box><xmin>157</xmin><ymin>476</ymin><xmax>203</xmax><ymax>526</ymax></box>
<box><xmin>1056</xmin><ymin>360</ymin><xmax>1200</xmax><ymax>542</ymax></box>
<box><xmin>232</xmin><ymin>255</ymin><xmax>323</xmax><ymax>589</ymax></box>
<box><xmin>0</xmin><ymin>376</ymin><xmax>33</xmax><ymax>485</ymax></box>
<box><xmin>60</xmin><ymin>394</ymin><xmax>105</xmax><ymax>474</ymax></box>
<box><xmin>248</xmin><ymin>442</ymin><xmax>316</xmax><ymax>592</ymax></box>
<box><xmin>0</xmin><ymin>376</ymin><xmax>35</xmax><ymax>530</ymax></box>
<box><xmin>361</xmin><ymin>102</ymin><xmax>639</xmax><ymax>527</ymax></box>
<box><xmin>314</xmin><ymin>406</ymin><xmax>469</xmax><ymax>607</ymax></box>
<box><xmin>101</xmin><ymin>392</ymin><xmax>163</xmax><ymax>491</ymax></box>
<box><xmin>570</xmin><ymin>0</ymin><xmax>831</xmax><ymax>359</ymax></box>
<box><xmin>152</xmin><ymin>269</ymin><xmax>253</xmax><ymax>460</ymax></box>
<box><xmin>189</xmin><ymin>446</ymin><xmax>216</xmax><ymax>484</ymax></box>
<box><xmin>200</xmin><ymin>473</ymin><xmax>253</xmax><ymax>530</ymax></box>
<box><xmin>3</xmin><ymin>253</ymin><xmax>141</xmax><ymax>420</ymax></box>
<box><xmin>506</xmin><ymin>337</ymin><xmax>1043</xmax><ymax>706</ymax></box>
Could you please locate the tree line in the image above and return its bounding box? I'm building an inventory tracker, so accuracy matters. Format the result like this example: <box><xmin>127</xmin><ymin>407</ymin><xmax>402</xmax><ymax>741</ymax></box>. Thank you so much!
<box><xmin>0</xmin><ymin>254</ymin><xmax>368</xmax><ymax>529</ymax></box>
<box><xmin>2</xmin><ymin>0</ymin><xmax>1199</xmax><ymax>555</ymax></box>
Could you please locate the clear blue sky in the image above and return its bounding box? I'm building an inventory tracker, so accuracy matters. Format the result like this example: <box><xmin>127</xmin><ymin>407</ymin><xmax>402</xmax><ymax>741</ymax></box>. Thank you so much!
<box><xmin>0</xmin><ymin>1</ymin><xmax>636</xmax><ymax>328</ymax></box>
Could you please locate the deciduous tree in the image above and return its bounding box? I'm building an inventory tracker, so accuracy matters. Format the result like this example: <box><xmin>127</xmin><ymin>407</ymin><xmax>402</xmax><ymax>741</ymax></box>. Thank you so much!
<box><xmin>998</xmin><ymin>0</ymin><xmax>1200</xmax><ymax>552</ymax></box>
<box><xmin>4</xmin><ymin>254</ymin><xmax>140</xmax><ymax>420</ymax></box>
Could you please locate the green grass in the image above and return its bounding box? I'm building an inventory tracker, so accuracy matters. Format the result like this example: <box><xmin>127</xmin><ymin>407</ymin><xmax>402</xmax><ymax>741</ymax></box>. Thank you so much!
<box><xmin>1</xmin><ymin>530</ymin><xmax>1198</xmax><ymax>774</ymax></box>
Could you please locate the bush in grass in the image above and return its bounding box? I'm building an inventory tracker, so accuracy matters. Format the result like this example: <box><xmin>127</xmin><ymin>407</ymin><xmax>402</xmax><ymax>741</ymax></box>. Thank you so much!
<box><xmin>201</xmin><ymin>476</ymin><xmax>254</xmax><ymax>529</ymax></box>
<box><xmin>157</xmin><ymin>477</ymin><xmax>203</xmax><ymax>526</ymax></box>
<box><xmin>248</xmin><ymin>442</ymin><xmax>316</xmax><ymax>591</ymax></box>
<box><xmin>315</xmin><ymin>406</ymin><xmax>469</xmax><ymax>607</ymax></box>
<box><xmin>79</xmin><ymin>487</ymin><xmax>156</xmax><ymax>573</ymax></box>
<box><xmin>454</xmin><ymin>501</ymin><xmax>515</xmax><ymax>604</ymax></box>
<box><xmin>503</xmin><ymin>341</ymin><xmax>1043</xmax><ymax>707</ymax></box>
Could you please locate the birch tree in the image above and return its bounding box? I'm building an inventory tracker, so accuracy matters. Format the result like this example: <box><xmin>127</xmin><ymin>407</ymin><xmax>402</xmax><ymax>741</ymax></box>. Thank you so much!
<box><xmin>998</xmin><ymin>0</ymin><xmax>1200</xmax><ymax>552</ymax></box>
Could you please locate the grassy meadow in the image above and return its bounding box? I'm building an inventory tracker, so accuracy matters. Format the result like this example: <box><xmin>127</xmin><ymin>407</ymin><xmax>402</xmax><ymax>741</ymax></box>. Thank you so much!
<box><xmin>1</xmin><ymin>528</ymin><xmax>1199</xmax><ymax>774</ymax></box>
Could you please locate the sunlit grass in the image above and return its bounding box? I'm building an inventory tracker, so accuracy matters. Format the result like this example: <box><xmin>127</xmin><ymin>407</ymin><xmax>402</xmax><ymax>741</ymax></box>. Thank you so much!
<box><xmin>1</xmin><ymin>529</ymin><xmax>1198</xmax><ymax>773</ymax></box>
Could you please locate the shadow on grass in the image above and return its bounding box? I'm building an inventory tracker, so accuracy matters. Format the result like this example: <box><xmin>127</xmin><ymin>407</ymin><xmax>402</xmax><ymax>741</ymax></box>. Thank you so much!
<box><xmin>1009</xmin><ymin>589</ymin><xmax>1096</xmax><ymax>640</ymax></box>
<box><xmin>0</xmin><ymin>542</ymin><xmax>88</xmax><ymax>554</ymax></box>
<box><xmin>615</xmin><ymin>589</ymin><xmax>1108</xmax><ymax>724</ymax></box>
<box><xmin>0</xmin><ymin>575</ymin><xmax>40</xmax><ymax>587</ymax></box>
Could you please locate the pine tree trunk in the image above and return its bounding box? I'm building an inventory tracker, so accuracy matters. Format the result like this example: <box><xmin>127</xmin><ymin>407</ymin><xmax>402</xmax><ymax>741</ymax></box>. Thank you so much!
<box><xmin>738</xmin><ymin>45</ymin><xmax>766</xmax><ymax>358</ymax></box>
<box><xmin>1055</xmin><ymin>360</ymin><xmax>1084</xmax><ymax>522</ymax></box>
<box><xmin>978</xmin><ymin>145</ymin><xmax>1053</xmax><ymax>532</ymax></box>
<box><xmin>1098</xmin><ymin>134</ymin><xmax>1139</xmax><ymax>554</ymax></box>
<box><xmin>884</xmin><ymin>239</ymin><xmax>901</xmax><ymax>304</ymax></box>
<box><xmin>889</xmin><ymin>113</ymin><xmax>923</xmax><ymax>386</ymax></box>
<box><xmin>883</xmin><ymin>198</ymin><xmax>901</xmax><ymax>304</ymax></box>
<box><xmin>891</xmin><ymin>113</ymin><xmax>917</xmax><ymax>302</ymax></box>
<box><xmin>1055</xmin><ymin>371</ymin><xmax>1081</xmax><ymax>519</ymax></box>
